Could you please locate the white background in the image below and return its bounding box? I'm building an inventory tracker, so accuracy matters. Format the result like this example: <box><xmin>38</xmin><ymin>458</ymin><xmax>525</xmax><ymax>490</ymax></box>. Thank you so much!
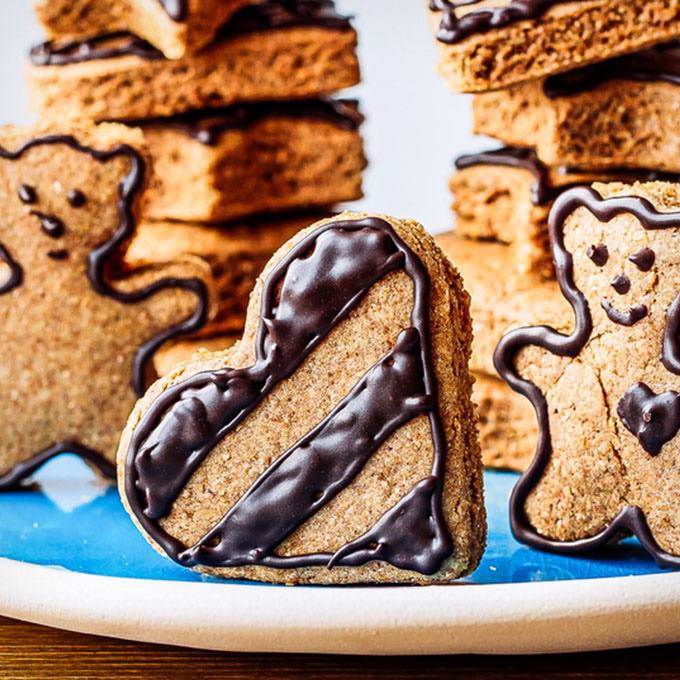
<box><xmin>0</xmin><ymin>0</ymin><xmax>484</xmax><ymax>232</ymax></box>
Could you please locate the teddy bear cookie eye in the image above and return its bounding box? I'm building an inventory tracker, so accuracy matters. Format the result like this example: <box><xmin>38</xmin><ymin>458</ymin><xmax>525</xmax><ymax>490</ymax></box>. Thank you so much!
<box><xmin>629</xmin><ymin>247</ymin><xmax>655</xmax><ymax>271</ymax></box>
<box><xmin>67</xmin><ymin>189</ymin><xmax>87</xmax><ymax>208</ymax></box>
<box><xmin>18</xmin><ymin>183</ymin><xmax>37</xmax><ymax>204</ymax></box>
<box><xmin>587</xmin><ymin>243</ymin><xmax>609</xmax><ymax>267</ymax></box>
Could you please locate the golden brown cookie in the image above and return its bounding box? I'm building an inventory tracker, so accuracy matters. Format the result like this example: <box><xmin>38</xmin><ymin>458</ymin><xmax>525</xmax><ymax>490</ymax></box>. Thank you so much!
<box><xmin>122</xmin><ymin>100</ymin><xmax>365</xmax><ymax>222</ymax></box>
<box><xmin>451</xmin><ymin>148</ymin><xmax>680</xmax><ymax>280</ymax></box>
<box><xmin>473</xmin><ymin>43</ymin><xmax>680</xmax><ymax>171</ymax></box>
<box><xmin>435</xmin><ymin>233</ymin><xmax>571</xmax><ymax>376</ymax></box>
<box><xmin>28</xmin><ymin>1</ymin><xmax>360</xmax><ymax>121</ymax></box>
<box><xmin>0</xmin><ymin>123</ymin><xmax>213</xmax><ymax>487</ymax></box>
<box><xmin>473</xmin><ymin>372</ymin><xmax>536</xmax><ymax>472</ymax></box>
<box><xmin>427</xmin><ymin>0</ymin><xmax>680</xmax><ymax>93</ymax></box>
<box><xmin>153</xmin><ymin>336</ymin><xmax>238</xmax><ymax>378</ymax></box>
<box><xmin>117</xmin><ymin>212</ymin><xmax>486</xmax><ymax>585</ymax></box>
<box><xmin>496</xmin><ymin>181</ymin><xmax>680</xmax><ymax>567</ymax></box>
<box><xmin>123</xmin><ymin>214</ymin><xmax>322</xmax><ymax>336</ymax></box>
<box><xmin>34</xmin><ymin>0</ymin><xmax>255</xmax><ymax>59</ymax></box>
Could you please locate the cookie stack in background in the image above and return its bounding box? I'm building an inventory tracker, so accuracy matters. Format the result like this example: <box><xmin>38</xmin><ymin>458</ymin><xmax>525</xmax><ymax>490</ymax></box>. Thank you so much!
<box><xmin>426</xmin><ymin>1</ymin><xmax>680</xmax><ymax>470</ymax></box>
<box><xmin>27</xmin><ymin>0</ymin><xmax>367</xmax><ymax>364</ymax></box>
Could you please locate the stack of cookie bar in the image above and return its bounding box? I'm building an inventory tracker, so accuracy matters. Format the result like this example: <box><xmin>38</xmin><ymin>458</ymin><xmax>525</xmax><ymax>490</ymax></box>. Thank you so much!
<box><xmin>426</xmin><ymin>0</ymin><xmax>680</xmax><ymax>470</ymax></box>
<box><xmin>27</xmin><ymin>0</ymin><xmax>366</xmax><ymax>352</ymax></box>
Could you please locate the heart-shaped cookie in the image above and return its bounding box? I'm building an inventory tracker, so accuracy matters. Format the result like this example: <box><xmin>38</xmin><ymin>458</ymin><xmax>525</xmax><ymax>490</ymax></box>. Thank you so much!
<box><xmin>118</xmin><ymin>213</ymin><xmax>485</xmax><ymax>585</ymax></box>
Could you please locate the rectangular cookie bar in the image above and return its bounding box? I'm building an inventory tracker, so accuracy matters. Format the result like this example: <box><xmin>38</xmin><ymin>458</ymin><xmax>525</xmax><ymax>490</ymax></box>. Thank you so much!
<box><xmin>125</xmin><ymin>99</ymin><xmax>365</xmax><ymax>222</ymax></box>
<box><xmin>28</xmin><ymin>1</ymin><xmax>359</xmax><ymax>121</ymax></box>
<box><xmin>34</xmin><ymin>0</ymin><xmax>255</xmax><ymax>59</ymax></box>
<box><xmin>473</xmin><ymin>372</ymin><xmax>536</xmax><ymax>472</ymax></box>
<box><xmin>473</xmin><ymin>42</ymin><xmax>680</xmax><ymax>170</ymax></box>
<box><xmin>451</xmin><ymin>147</ymin><xmax>679</xmax><ymax>279</ymax></box>
<box><xmin>427</xmin><ymin>0</ymin><xmax>680</xmax><ymax>92</ymax></box>
<box><xmin>122</xmin><ymin>213</ymin><xmax>323</xmax><ymax>336</ymax></box>
<box><xmin>435</xmin><ymin>233</ymin><xmax>570</xmax><ymax>376</ymax></box>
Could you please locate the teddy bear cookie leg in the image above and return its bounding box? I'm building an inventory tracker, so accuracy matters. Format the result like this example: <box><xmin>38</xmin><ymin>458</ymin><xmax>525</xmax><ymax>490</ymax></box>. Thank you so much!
<box><xmin>495</xmin><ymin>181</ymin><xmax>680</xmax><ymax>567</ymax></box>
<box><xmin>118</xmin><ymin>212</ymin><xmax>486</xmax><ymax>585</ymax></box>
<box><xmin>0</xmin><ymin>123</ymin><xmax>213</xmax><ymax>488</ymax></box>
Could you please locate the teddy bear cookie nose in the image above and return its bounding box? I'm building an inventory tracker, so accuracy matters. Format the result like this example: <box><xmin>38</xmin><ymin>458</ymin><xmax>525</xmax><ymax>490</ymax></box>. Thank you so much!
<box><xmin>610</xmin><ymin>273</ymin><xmax>631</xmax><ymax>295</ymax></box>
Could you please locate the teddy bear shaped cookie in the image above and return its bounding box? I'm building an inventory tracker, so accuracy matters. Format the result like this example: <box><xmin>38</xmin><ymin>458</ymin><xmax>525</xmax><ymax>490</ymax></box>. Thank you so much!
<box><xmin>0</xmin><ymin>124</ymin><xmax>212</xmax><ymax>487</ymax></box>
<box><xmin>495</xmin><ymin>181</ymin><xmax>680</xmax><ymax>567</ymax></box>
<box><xmin>118</xmin><ymin>212</ymin><xmax>486</xmax><ymax>585</ymax></box>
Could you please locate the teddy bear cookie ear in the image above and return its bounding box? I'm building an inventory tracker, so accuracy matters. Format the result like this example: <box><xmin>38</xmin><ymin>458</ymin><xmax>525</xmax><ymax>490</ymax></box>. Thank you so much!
<box><xmin>495</xmin><ymin>182</ymin><xmax>680</xmax><ymax>568</ymax></box>
<box><xmin>118</xmin><ymin>212</ymin><xmax>486</xmax><ymax>585</ymax></box>
<box><xmin>0</xmin><ymin>123</ymin><xmax>213</xmax><ymax>488</ymax></box>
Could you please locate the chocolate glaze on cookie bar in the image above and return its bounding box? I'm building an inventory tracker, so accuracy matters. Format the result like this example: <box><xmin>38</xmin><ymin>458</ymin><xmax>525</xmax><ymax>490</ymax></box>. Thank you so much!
<box><xmin>30</xmin><ymin>0</ymin><xmax>352</xmax><ymax>66</ymax></box>
<box><xmin>430</xmin><ymin>0</ymin><xmax>573</xmax><ymax>44</ymax></box>
<box><xmin>159</xmin><ymin>0</ymin><xmax>187</xmax><ymax>22</ymax></box>
<box><xmin>121</xmin><ymin>98</ymin><xmax>363</xmax><ymax>146</ymax></box>
<box><xmin>544</xmin><ymin>40</ymin><xmax>680</xmax><ymax>97</ymax></box>
<box><xmin>126</xmin><ymin>218</ymin><xmax>454</xmax><ymax>575</ymax></box>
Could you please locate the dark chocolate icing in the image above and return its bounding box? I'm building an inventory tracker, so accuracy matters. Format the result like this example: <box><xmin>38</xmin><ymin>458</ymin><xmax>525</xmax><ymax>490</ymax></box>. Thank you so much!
<box><xmin>0</xmin><ymin>245</ymin><xmax>23</xmax><ymax>295</ymax></box>
<box><xmin>455</xmin><ymin>147</ymin><xmax>680</xmax><ymax>207</ymax></box>
<box><xmin>67</xmin><ymin>189</ymin><xmax>87</xmax><ymax>208</ymax></box>
<box><xmin>617</xmin><ymin>383</ymin><xmax>680</xmax><ymax>456</ymax></box>
<box><xmin>0</xmin><ymin>135</ymin><xmax>209</xmax><ymax>487</ymax></box>
<box><xmin>158</xmin><ymin>0</ymin><xmax>187</xmax><ymax>22</ymax></box>
<box><xmin>610</xmin><ymin>274</ymin><xmax>631</xmax><ymax>295</ymax></box>
<box><xmin>601</xmin><ymin>299</ymin><xmax>648</xmax><ymax>327</ymax></box>
<box><xmin>18</xmin><ymin>184</ymin><xmax>37</xmax><ymax>204</ymax></box>
<box><xmin>121</xmin><ymin>99</ymin><xmax>363</xmax><ymax>146</ymax></box>
<box><xmin>125</xmin><ymin>217</ymin><xmax>454</xmax><ymax>575</ymax></box>
<box><xmin>30</xmin><ymin>1</ymin><xmax>352</xmax><ymax>66</ymax></box>
<box><xmin>0</xmin><ymin>442</ymin><xmax>115</xmax><ymax>489</ymax></box>
<box><xmin>544</xmin><ymin>41</ymin><xmax>680</xmax><ymax>98</ymax></box>
<box><xmin>494</xmin><ymin>186</ymin><xmax>680</xmax><ymax>568</ymax></box>
<box><xmin>430</xmin><ymin>0</ymin><xmax>572</xmax><ymax>45</ymax></box>
<box><xmin>630</xmin><ymin>248</ymin><xmax>656</xmax><ymax>272</ymax></box>
<box><xmin>31</xmin><ymin>211</ymin><xmax>65</xmax><ymax>239</ymax></box>
<box><xmin>587</xmin><ymin>243</ymin><xmax>609</xmax><ymax>267</ymax></box>
<box><xmin>47</xmin><ymin>249</ymin><xmax>69</xmax><ymax>261</ymax></box>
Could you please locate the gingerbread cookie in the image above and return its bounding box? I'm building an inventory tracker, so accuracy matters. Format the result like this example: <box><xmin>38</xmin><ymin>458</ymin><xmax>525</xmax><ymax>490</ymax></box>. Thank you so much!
<box><xmin>118</xmin><ymin>212</ymin><xmax>486</xmax><ymax>584</ymax></box>
<box><xmin>34</xmin><ymin>0</ymin><xmax>255</xmax><ymax>59</ymax></box>
<box><xmin>473</xmin><ymin>42</ymin><xmax>680</xmax><ymax>171</ymax></box>
<box><xmin>451</xmin><ymin>147</ymin><xmax>680</xmax><ymax>279</ymax></box>
<box><xmin>123</xmin><ymin>214</ymin><xmax>320</xmax><ymax>335</ymax></box>
<box><xmin>427</xmin><ymin>0</ymin><xmax>680</xmax><ymax>93</ymax></box>
<box><xmin>495</xmin><ymin>181</ymin><xmax>680</xmax><ymax>566</ymax></box>
<box><xmin>0</xmin><ymin>124</ymin><xmax>213</xmax><ymax>487</ymax></box>
<box><xmin>28</xmin><ymin>0</ymin><xmax>359</xmax><ymax>121</ymax></box>
<box><xmin>121</xmin><ymin>99</ymin><xmax>365</xmax><ymax>222</ymax></box>
<box><xmin>153</xmin><ymin>336</ymin><xmax>238</xmax><ymax>378</ymax></box>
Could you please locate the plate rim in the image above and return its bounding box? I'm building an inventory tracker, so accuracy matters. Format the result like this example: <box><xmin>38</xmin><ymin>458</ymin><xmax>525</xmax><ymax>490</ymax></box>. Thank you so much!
<box><xmin>2</xmin><ymin>557</ymin><xmax>680</xmax><ymax>655</ymax></box>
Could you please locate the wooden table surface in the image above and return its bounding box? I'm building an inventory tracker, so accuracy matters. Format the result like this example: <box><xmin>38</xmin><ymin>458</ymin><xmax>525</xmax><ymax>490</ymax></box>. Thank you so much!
<box><xmin>0</xmin><ymin>616</ymin><xmax>678</xmax><ymax>679</ymax></box>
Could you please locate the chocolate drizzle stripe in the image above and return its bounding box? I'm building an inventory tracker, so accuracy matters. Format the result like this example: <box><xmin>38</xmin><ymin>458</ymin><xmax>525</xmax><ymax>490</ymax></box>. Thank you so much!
<box><xmin>159</xmin><ymin>0</ymin><xmax>187</xmax><ymax>22</ymax></box>
<box><xmin>430</xmin><ymin>0</ymin><xmax>573</xmax><ymax>45</ymax></box>
<box><xmin>119</xmin><ymin>99</ymin><xmax>364</xmax><ymax>146</ymax></box>
<box><xmin>494</xmin><ymin>186</ymin><xmax>680</xmax><ymax>568</ymax></box>
<box><xmin>30</xmin><ymin>1</ymin><xmax>353</xmax><ymax>66</ymax></box>
<box><xmin>454</xmin><ymin>147</ymin><xmax>680</xmax><ymax>207</ymax></box>
<box><xmin>544</xmin><ymin>41</ymin><xmax>680</xmax><ymax>98</ymax></box>
<box><xmin>125</xmin><ymin>217</ymin><xmax>453</xmax><ymax>575</ymax></box>
<box><xmin>0</xmin><ymin>135</ymin><xmax>209</xmax><ymax>487</ymax></box>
